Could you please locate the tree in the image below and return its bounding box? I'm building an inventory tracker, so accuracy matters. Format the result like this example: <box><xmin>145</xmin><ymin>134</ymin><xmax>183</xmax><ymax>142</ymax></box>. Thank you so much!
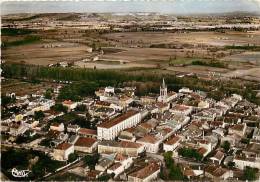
<box><xmin>163</xmin><ymin>151</ymin><xmax>174</xmax><ymax>168</ymax></box>
<box><xmin>84</xmin><ymin>154</ymin><xmax>99</xmax><ymax>170</ymax></box>
<box><xmin>1</xmin><ymin>95</ymin><xmax>15</xmax><ymax>107</ymax></box>
<box><xmin>68</xmin><ymin>153</ymin><xmax>78</xmax><ymax>163</ymax></box>
<box><xmin>51</xmin><ymin>103</ymin><xmax>68</xmax><ymax>113</ymax></box>
<box><xmin>243</xmin><ymin>166</ymin><xmax>258</xmax><ymax>181</ymax></box>
<box><xmin>227</xmin><ymin>161</ymin><xmax>235</xmax><ymax>168</ymax></box>
<box><xmin>162</xmin><ymin>151</ymin><xmax>186</xmax><ymax>180</ymax></box>
<box><xmin>178</xmin><ymin>147</ymin><xmax>202</xmax><ymax>161</ymax></box>
<box><xmin>221</xmin><ymin>141</ymin><xmax>230</xmax><ymax>153</ymax></box>
<box><xmin>44</xmin><ymin>90</ymin><xmax>52</xmax><ymax>99</ymax></box>
<box><xmin>34</xmin><ymin>110</ymin><xmax>45</xmax><ymax>120</ymax></box>
<box><xmin>75</xmin><ymin>104</ymin><xmax>87</xmax><ymax>112</ymax></box>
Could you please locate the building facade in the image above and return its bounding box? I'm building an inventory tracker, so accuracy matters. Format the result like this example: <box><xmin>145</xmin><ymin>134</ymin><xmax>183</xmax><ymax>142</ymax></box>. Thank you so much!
<box><xmin>97</xmin><ymin>110</ymin><xmax>141</xmax><ymax>140</ymax></box>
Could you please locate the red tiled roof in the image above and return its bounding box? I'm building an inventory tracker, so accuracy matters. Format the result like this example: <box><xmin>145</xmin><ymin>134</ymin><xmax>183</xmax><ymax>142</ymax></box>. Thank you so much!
<box><xmin>74</xmin><ymin>137</ymin><xmax>97</xmax><ymax>147</ymax></box>
<box><xmin>63</xmin><ymin>100</ymin><xmax>74</xmax><ymax>105</ymax></box>
<box><xmin>98</xmin><ymin>110</ymin><xmax>139</xmax><ymax>129</ymax></box>
<box><xmin>56</xmin><ymin>142</ymin><xmax>72</xmax><ymax>150</ymax></box>
<box><xmin>172</xmin><ymin>104</ymin><xmax>190</xmax><ymax>111</ymax></box>
<box><xmin>108</xmin><ymin>162</ymin><xmax>122</xmax><ymax>171</ymax></box>
<box><xmin>120</xmin><ymin>141</ymin><xmax>143</xmax><ymax>148</ymax></box>
<box><xmin>128</xmin><ymin>162</ymin><xmax>160</xmax><ymax>179</ymax></box>
<box><xmin>230</xmin><ymin>124</ymin><xmax>244</xmax><ymax>131</ymax></box>
<box><xmin>197</xmin><ymin>147</ymin><xmax>207</xmax><ymax>155</ymax></box>
<box><xmin>165</xmin><ymin>135</ymin><xmax>181</xmax><ymax>145</ymax></box>
<box><xmin>115</xmin><ymin>153</ymin><xmax>128</xmax><ymax>161</ymax></box>
<box><xmin>78</xmin><ymin>128</ymin><xmax>97</xmax><ymax>135</ymax></box>
<box><xmin>95</xmin><ymin>101</ymin><xmax>111</xmax><ymax>106</ymax></box>
<box><xmin>137</xmin><ymin>135</ymin><xmax>158</xmax><ymax>144</ymax></box>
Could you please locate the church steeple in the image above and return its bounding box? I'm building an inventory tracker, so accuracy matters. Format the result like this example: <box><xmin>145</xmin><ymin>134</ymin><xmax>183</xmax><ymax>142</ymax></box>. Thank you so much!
<box><xmin>162</xmin><ymin>78</ymin><xmax>166</xmax><ymax>89</ymax></box>
<box><xmin>159</xmin><ymin>78</ymin><xmax>167</xmax><ymax>103</ymax></box>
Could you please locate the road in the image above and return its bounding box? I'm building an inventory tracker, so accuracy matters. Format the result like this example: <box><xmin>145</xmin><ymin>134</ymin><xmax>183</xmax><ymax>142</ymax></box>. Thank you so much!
<box><xmin>146</xmin><ymin>152</ymin><xmax>205</xmax><ymax>166</ymax></box>
<box><xmin>43</xmin><ymin>158</ymin><xmax>85</xmax><ymax>180</ymax></box>
<box><xmin>1</xmin><ymin>142</ymin><xmax>52</xmax><ymax>154</ymax></box>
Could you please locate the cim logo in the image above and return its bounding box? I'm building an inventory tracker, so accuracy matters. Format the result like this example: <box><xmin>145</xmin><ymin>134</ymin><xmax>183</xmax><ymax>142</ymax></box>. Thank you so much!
<box><xmin>11</xmin><ymin>168</ymin><xmax>31</xmax><ymax>178</ymax></box>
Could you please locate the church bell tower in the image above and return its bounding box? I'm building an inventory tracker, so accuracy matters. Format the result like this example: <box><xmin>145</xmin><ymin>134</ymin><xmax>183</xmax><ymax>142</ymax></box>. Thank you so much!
<box><xmin>159</xmin><ymin>78</ymin><xmax>167</xmax><ymax>103</ymax></box>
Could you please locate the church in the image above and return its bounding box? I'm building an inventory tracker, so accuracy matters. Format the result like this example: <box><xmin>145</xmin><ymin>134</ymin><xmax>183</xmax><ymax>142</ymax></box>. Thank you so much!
<box><xmin>158</xmin><ymin>79</ymin><xmax>178</xmax><ymax>103</ymax></box>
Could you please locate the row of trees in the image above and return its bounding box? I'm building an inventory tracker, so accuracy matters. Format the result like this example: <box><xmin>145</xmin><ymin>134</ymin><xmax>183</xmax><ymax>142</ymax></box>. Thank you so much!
<box><xmin>2</xmin><ymin>63</ymin><xmax>259</xmax><ymax>104</ymax></box>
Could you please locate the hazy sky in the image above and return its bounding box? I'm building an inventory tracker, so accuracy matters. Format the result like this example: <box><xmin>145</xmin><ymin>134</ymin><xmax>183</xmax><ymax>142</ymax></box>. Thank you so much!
<box><xmin>1</xmin><ymin>0</ymin><xmax>260</xmax><ymax>15</ymax></box>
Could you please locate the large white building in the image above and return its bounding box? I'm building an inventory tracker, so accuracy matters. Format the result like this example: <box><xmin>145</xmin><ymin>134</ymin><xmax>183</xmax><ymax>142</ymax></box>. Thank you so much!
<box><xmin>97</xmin><ymin>110</ymin><xmax>141</xmax><ymax>140</ymax></box>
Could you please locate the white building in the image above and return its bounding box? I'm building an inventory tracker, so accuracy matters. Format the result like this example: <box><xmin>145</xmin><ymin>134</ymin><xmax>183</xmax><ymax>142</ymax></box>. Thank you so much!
<box><xmin>170</xmin><ymin>104</ymin><xmax>193</xmax><ymax>116</ymax></box>
<box><xmin>107</xmin><ymin>154</ymin><xmax>133</xmax><ymax>177</ymax></box>
<box><xmin>233</xmin><ymin>156</ymin><xmax>260</xmax><ymax>170</ymax></box>
<box><xmin>128</xmin><ymin>162</ymin><xmax>160</xmax><ymax>182</ymax></box>
<box><xmin>105</xmin><ymin>86</ymin><xmax>115</xmax><ymax>94</ymax></box>
<box><xmin>50</xmin><ymin>123</ymin><xmax>65</xmax><ymax>132</ymax></box>
<box><xmin>163</xmin><ymin>135</ymin><xmax>182</xmax><ymax>152</ymax></box>
<box><xmin>53</xmin><ymin>143</ymin><xmax>74</xmax><ymax>161</ymax></box>
<box><xmin>252</xmin><ymin>128</ymin><xmax>260</xmax><ymax>141</ymax></box>
<box><xmin>97</xmin><ymin>110</ymin><xmax>141</xmax><ymax>140</ymax></box>
<box><xmin>136</xmin><ymin>135</ymin><xmax>161</xmax><ymax>153</ymax></box>
<box><xmin>62</xmin><ymin>100</ymin><xmax>78</xmax><ymax>111</ymax></box>
<box><xmin>74</xmin><ymin>137</ymin><xmax>98</xmax><ymax>153</ymax></box>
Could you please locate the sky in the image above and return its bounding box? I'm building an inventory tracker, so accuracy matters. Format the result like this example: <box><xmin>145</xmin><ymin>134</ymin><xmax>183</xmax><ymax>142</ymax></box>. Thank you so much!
<box><xmin>1</xmin><ymin>0</ymin><xmax>260</xmax><ymax>15</ymax></box>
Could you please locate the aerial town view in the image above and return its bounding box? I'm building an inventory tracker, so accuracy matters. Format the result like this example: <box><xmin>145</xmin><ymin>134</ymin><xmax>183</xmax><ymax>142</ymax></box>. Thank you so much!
<box><xmin>1</xmin><ymin>0</ymin><xmax>260</xmax><ymax>181</ymax></box>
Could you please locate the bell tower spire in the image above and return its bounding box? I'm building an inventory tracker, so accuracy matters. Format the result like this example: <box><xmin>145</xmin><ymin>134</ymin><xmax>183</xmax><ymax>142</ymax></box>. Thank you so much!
<box><xmin>159</xmin><ymin>78</ymin><xmax>167</xmax><ymax>103</ymax></box>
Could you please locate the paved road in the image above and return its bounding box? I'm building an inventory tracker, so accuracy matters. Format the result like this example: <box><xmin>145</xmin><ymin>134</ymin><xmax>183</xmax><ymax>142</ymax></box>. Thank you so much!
<box><xmin>1</xmin><ymin>142</ymin><xmax>52</xmax><ymax>154</ymax></box>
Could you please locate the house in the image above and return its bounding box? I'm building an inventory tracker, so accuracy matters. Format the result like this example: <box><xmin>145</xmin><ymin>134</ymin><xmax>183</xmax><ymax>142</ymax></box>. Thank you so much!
<box><xmin>52</xmin><ymin>132</ymin><xmax>69</xmax><ymax>146</ymax></box>
<box><xmin>205</xmin><ymin>165</ymin><xmax>233</xmax><ymax>180</ymax></box>
<box><xmin>233</xmin><ymin>155</ymin><xmax>260</xmax><ymax>170</ymax></box>
<box><xmin>140</xmin><ymin>96</ymin><xmax>157</xmax><ymax>105</ymax></box>
<box><xmin>68</xmin><ymin>135</ymin><xmax>80</xmax><ymax>144</ymax></box>
<box><xmin>53</xmin><ymin>142</ymin><xmax>74</xmax><ymax>161</ymax></box>
<box><xmin>182</xmin><ymin>164</ymin><xmax>203</xmax><ymax>179</ymax></box>
<box><xmin>179</xmin><ymin>87</ymin><xmax>193</xmax><ymax>94</ymax></box>
<box><xmin>50</xmin><ymin>123</ymin><xmax>65</xmax><ymax>132</ymax></box>
<box><xmin>212</xmin><ymin>128</ymin><xmax>226</xmax><ymax>137</ymax></box>
<box><xmin>95</xmin><ymin>156</ymin><xmax>114</xmax><ymax>172</ymax></box>
<box><xmin>252</xmin><ymin>128</ymin><xmax>260</xmax><ymax>141</ymax></box>
<box><xmin>9</xmin><ymin>123</ymin><xmax>28</xmax><ymax>136</ymax></box>
<box><xmin>128</xmin><ymin>162</ymin><xmax>160</xmax><ymax>182</ymax></box>
<box><xmin>170</xmin><ymin>104</ymin><xmax>192</xmax><ymax>116</ymax></box>
<box><xmin>97</xmin><ymin>110</ymin><xmax>141</xmax><ymax>140</ymax></box>
<box><xmin>228</xmin><ymin>123</ymin><xmax>246</xmax><ymax>137</ymax></box>
<box><xmin>67</xmin><ymin>124</ymin><xmax>80</xmax><ymax>133</ymax></box>
<box><xmin>198</xmin><ymin>100</ymin><xmax>212</xmax><ymax>108</ymax></box>
<box><xmin>193</xmin><ymin>110</ymin><xmax>216</xmax><ymax>121</ymax></box>
<box><xmin>118</xmin><ymin>128</ymin><xmax>136</xmax><ymax>142</ymax></box>
<box><xmin>62</xmin><ymin>100</ymin><xmax>77</xmax><ymax>111</ymax></box>
<box><xmin>163</xmin><ymin>135</ymin><xmax>182</xmax><ymax>152</ymax></box>
<box><xmin>98</xmin><ymin>141</ymin><xmax>145</xmax><ymax>157</ymax></box>
<box><xmin>210</xmin><ymin>150</ymin><xmax>225</xmax><ymax>165</ymax></box>
<box><xmin>136</xmin><ymin>134</ymin><xmax>161</xmax><ymax>153</ymax></box>
<box><xmin>154</xmin><ymin>102</ymin><xmax>170</xmax><ymax>113</ymax></box>
<box><xmin>85</xmin><ymin>170</ymin><xmax>102</xmax><ymax>180</ymax></box>
<box><xmin>107</xmin><ymin>162</ymin><xmax>124</xmax><ymax>177</ymax></box>
<box><xmin>26</xmin><ymin>99</ymin><xmax>55</xmax><ymax>116</ymax></box>
<box><xmin>221</xmin><ymin>134</ymin><xmax>241</xmax><ymax>146</ymax></box>
<box><xmin>78</xmin><ymin>128</ymin><xmax>97</xmax><ymax>138</ymax></box>
<box><xmin>74</xmin><ymin>137</ymin><xmax>98</xmax><ymax>153</ymax></box>
<box><xmin>114</xmin><ymin>153</ymin><xmax>133</xmax><ymax>168</ymax></box>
